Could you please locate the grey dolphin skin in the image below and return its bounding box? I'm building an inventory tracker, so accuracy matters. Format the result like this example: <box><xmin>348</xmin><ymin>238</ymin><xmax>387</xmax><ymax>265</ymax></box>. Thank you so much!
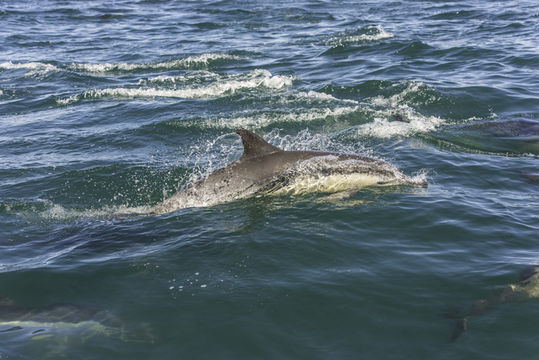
<box><xmin>149</xmin><ymin>129</ymin><xmax>422</xmax><ymax>213</ymax></box>
<box><xmin>0</xmin><ymin>295</ymin><xmax>154</xmax><ymax>343</ymax></box>
<box><xmin>448</xmin><ymin>266</ymin><xmax>539</xmax><ymax>341</ymax></box>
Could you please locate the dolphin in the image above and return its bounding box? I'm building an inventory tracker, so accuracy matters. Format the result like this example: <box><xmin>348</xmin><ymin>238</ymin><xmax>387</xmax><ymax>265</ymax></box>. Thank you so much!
<box><xmin>0</xmin><ymin>294</ymin><xmax>154</xmax><ymax>344</ymax></box>
<box><xmin>148</xmin><ymin>129</ymin><xmax>425</xmax><ymax>214</ymax></box>
<box><xmin>447</xmin><ymin>266</ymin><xmax>539</xmax><ymax>341</ymax></box>
<box><xmin>463</xmin><ymin>118</ymin><xmax>539</xmax><ymax>138</ymax></box>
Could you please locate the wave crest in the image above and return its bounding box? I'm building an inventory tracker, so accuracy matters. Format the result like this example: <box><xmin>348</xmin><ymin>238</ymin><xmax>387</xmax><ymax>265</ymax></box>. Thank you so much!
<box><xmin>0</xmin><ymin>61</ymin><xmax>60</xmax><ymax>76</ymax></box>
<box><xmin>68</xmin><ymin>53</ymin><xmax>246</xmax><ymax>73</ymax></box>
<box><xmin>57</xmin><ymin>69</ymin><xmax>294</xmax><ymax>104</ymax></box>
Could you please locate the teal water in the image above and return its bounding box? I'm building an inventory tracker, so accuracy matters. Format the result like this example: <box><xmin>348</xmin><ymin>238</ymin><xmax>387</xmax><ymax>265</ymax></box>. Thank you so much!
<box><xmin>1</xmin><ymin>0</ymin><xmax>538</xmax><ymax>358</ymax></box>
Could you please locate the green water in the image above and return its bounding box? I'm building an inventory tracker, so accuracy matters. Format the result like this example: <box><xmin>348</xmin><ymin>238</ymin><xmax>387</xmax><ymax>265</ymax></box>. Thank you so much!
<box><xmin>0</xmin><ymin>0</ymin><xmax>538</xmax><ymax>359</ymax></box>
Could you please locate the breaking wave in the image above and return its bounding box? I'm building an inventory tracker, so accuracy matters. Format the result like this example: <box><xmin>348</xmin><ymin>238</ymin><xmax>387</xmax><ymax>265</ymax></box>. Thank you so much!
<box><xmin>0</xmin><ymin>61</ymin><xmax>60</xmax><ymax>76</ymax></box>
<box><xmin>356</xmin><ymin>82</ymin><xmax>445</xmax><ymax>138</ymax></box>
<box><xmin>68</xmin><ymin>53</ymin><xmax>247</xmax><ymax>73</ymax></box>
<box><xmin>183</xmin><ymin>106</ymin><xmax>359</xmax><ymax>129</ymax></box>
<box><xmin>295</xmin><ymin>90</ymin><xmax>358</xmax><ymax>105</ymax></box>
<box><xmin>182</xmin><ymin>81</ymin><xmax>446</xmax><ymax>136</ymax></box>
<box><xmin>0</xmin><ymin>53</ymin><xmax>245</xmax><ymax>78</ymax></box>
<box><xmin>57</xmin><ymin>69</ymin><xmax>294</xmax><ymax>104</ymax></box>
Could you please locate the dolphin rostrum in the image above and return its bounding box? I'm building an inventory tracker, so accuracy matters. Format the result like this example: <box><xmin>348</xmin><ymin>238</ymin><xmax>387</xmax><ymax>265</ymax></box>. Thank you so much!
<box><xmin>149</xmin><ymin>129</ymin><xmax>425</xmax><ymax>214</ymax></box>
<box><xmin>447</xmin><ymin>266</ymin><xmax>539</xmax><ymax>341</ymax></box>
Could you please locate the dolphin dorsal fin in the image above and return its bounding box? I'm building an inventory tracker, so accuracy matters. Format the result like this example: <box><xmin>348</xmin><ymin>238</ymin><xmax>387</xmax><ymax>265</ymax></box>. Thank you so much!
<box><xmin>236</xmin><ymin>129</ymin><xmax>281</xmax><ymax>160</ymax></box>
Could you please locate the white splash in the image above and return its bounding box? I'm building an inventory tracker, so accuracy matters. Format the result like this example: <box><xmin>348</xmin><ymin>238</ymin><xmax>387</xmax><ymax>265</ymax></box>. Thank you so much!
<box><xmin>34</xmin><ymin>202</ymin><xmax>154</xmax><ymax>221</ymax></box>
<box><xmin>368</xmin><ymin>81</ymin><xmax>427</xmax><ymax>108</ymax></box>
<box><xmin>357</xmin><ymin>81</ymin><xmax>445</xmax><ymax>138</ymax></box>
<box><xmin>357</xmin><ymin>110</ymin><xmax>444</xmax><ymax>138</ymax></box>
<box><xmin>326</xmin><ymin>25</ymin><xmax>394</xmax><ymax>46</ymax></box>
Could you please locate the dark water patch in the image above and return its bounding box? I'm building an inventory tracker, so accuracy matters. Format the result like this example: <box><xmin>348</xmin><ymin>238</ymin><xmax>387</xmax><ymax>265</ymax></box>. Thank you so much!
<box><xmin>396</xmin><ymin>41</ymin><xmax>435</xmax><ymax>57</ymax></box>
<box><xmin>1</xmin><ymin>8</ymin><xmax>82</xmax><ymax>16</ymax></box>
<box><xmin>432</xmin><ymin>46</ymin><xmax>502</xmax><ymax>61</ymax></box>
<box><xmin>9</xmin><ymin>40</ymin><xmax>59</xmax><ymax>48</ymax></box>
<box><xmin>283</xmin><ymin>11</ymin><xmax>336</xmax><ymax>24</ymax></box>
<box><xmin>478</xmin><ymin>21</ymin><xmax>526</xmax><ymax>32</ymax></box>
<box><xmin>41</xmin><ymin>8</ymin><xmax>85</xmax><ymax>15</ymax></box>
<box><xmin>506</xmin><ymin>54</ymin><xmax>539</xmax><ymax>68</ymax></box>
<box><xmin>426</xmin><ymin>10</ymin><xmax>483</xmax><ymax>20</ymax></box>
<box><xmin>0</xmin><ymin>94</ymin><xmax>61</xmax><ymax>117</ymax></box>
<box><xmin>320</xmin><ymin>80</ymin><xmax>395</xmax><ymax>99</ymax></box>
<box><xmin>197</xmin><ymin>7</ymin><xmax>255</xmax><ymax>17</ymax></box>
<box><xmin>494</xmin><ymin>10</ymin><xmax>533</xmax><ymax>21</ymax></box>
<box><xmin>88</xmin><ymin>6</ymin><xmax>135</xmax><ymax>14</ymax></box>
<box><xmin>319</xmin><ymin>41</ymin><xmax>397</xmax><ymax>57</ymax></box>
<box><xmin>189</xmin><ymin>21</ymin><xmax>227</xmax><ymax>30</ymax></box>
<box><xmin>395</xmin><ymin>42</ymin><xmax>503</xmax><ymax>63</ymax></box>
<box><xmin>444</xmin><ymin>86</ymin><xmax>519</xmax><ymax>114</ymax></box>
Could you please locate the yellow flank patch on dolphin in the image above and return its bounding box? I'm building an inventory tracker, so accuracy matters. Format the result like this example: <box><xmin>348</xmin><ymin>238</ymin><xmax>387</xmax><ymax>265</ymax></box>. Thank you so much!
<box><xmin>31</xmin><ymin>333</ymin><xmax>55</xmax><ymax>341</ymax></box>
<box><xmin>0</xmin><ymin>320</ymin><xmax>104</xmax><ymax>329</ymax></box>
<box><xmin>270</xmin><ymin>173</ymin><xmax>390</xmax><ymax>196</ymax></box>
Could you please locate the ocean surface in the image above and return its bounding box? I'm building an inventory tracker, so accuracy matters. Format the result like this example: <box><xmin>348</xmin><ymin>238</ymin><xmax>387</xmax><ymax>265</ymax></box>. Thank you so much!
<box><xmin>1</xmin><ymin>0</ymin><xmax>538</xmax><ymax>358</ymax></box>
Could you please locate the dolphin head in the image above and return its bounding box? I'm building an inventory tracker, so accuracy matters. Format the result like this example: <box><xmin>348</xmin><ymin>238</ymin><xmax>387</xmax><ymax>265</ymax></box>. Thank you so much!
<box><xmin>519</xmin><ymin>266</ymin><xmax>539</xmax><ymax>281</ymax></box>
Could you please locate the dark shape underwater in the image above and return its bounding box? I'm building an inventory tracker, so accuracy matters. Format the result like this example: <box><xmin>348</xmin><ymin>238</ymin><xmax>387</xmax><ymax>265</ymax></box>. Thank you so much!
<box><xmin>446</xmin><ymin>266</ymin><xmax>539</xmax><ymax>341</ymax></box>
<box><xmin>0</xmin><ymin>294</ymin><xmax>155</xmax><ymax>344</ymax></box>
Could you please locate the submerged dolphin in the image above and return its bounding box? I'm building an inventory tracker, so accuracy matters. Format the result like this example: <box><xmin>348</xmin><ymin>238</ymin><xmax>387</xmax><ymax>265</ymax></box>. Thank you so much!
<box><xmin>149</xmin><ymin>129</ymin><xmax>425</xmax><ymax>214</ymax></box>
<box><xmin>448</xmin><ymin>266</ymin><xmax>539</xmax><ymax>341</ymax></box>
<box><xmin>0</xmin><ymin>295</ymin><xmax>153</xmax><ymax>344</ymax></box>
